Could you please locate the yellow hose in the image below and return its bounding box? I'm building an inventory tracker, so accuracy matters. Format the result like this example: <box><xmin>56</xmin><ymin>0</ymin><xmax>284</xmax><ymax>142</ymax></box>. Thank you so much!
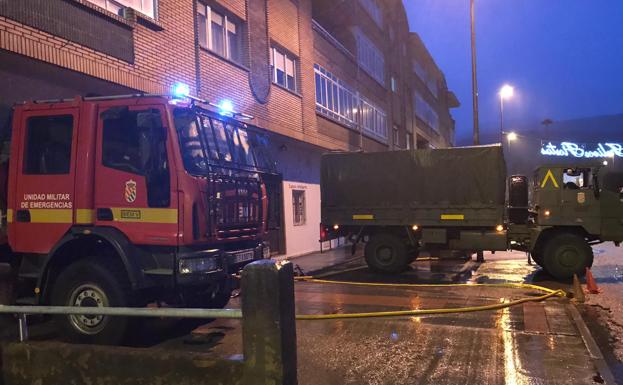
<box><xmin>293</xmin><ymin>277</ymin><xmax>566</xmax><ymax>320</ymax></box>
<box><xmin>295</xmin><ymin>277</ymin><xmax>564</xmax><ymax>295</ymax></box>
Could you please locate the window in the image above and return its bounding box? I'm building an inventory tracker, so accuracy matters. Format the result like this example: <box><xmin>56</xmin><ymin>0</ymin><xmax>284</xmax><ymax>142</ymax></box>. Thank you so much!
<box><xmin>270</xmin><ymin>47</ymin><xmax>297</xmax><ymax>92</ymax></box>
<box><xmin>24</xmin><ymin>115</ymin><xmax>73</xmax><ymax>175</ymax></box>
<box><xmin>563</xmin><ymin>168</ymin><xmax>592</xmax><ymax>189</ymax></box>
<box><xmin>211</xmin><ymin>119</ymin><xmax>233</xmax><ymax>162</ymax></box>
<box><xmin>102</xmin><ymin>108</ymin><xmax>155</xmax><ymax>175</ymax></box>
<box><xmin>198</xmin><ymin>4</ymin><xmax>242</xmax><ymax>63</ymax></box>
<box><xmin>356</xmin><ymin>31</ymin><xmax>384</xmax><ymax>85</ymax></box>
<box><xmin>102</xmin><ymin>108</ymin><xmax>169</xmax><ymax>207</ymax></box>
<box><xmin>292</xmin><ymin>190</ymin><xmax>306</xmax><ymax>226</ymax></box>
<box><xmin>391</xmin><ymin>76</ymin><xmax>398</xmax><ymax>93</ymax></box>
<box><xmin>87</xmin><ymin>0</ymin><xmax>156</xmax><ymax>19</ymax></box>
<box><xmin>406</xmin><ymin>132</ymin><xmax>413</xmax><ymax>150</ymax></box>
<box><xmin>414</xmin><ymin>92</ymin><xmax>439</xmax><ymax>133</ymax></box>
<box><xmin>314</xmin><ymin>63</ymin><xmax>388</xmax><ymax>142</ymax></box>
<box><xmin>413</xmin><ymin>59</ymin><xmax>439</xmax><ymax>99</ymax></box>
<box><xmin>360</xmin><ymin>97</ymin><xmax>388</xmax><ymax>141</ymax></box>
<box><xmin>314</xmin><ymin>64</ymin><xmax>358</xmax><ymax>127</ymax></box>
<box><xmin>359</xmin><ymin>0</ymin><xmax>382</xmax><ymax>27</ymax></box>
<box><xmin>175</xmin><ymin>109</ymin><xmax>271</xmax><ymax>173</ymax></box>
<box><xmin>174</xmin><ymin>110</ymin><xmax>210</xmax><ymax>173</ymax></box>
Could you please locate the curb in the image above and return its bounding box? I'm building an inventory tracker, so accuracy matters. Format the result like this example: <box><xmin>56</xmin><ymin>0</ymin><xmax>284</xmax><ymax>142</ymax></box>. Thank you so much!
<box><xmin>567</xmin><ymin>304</ymin><xmax>617</xmax><ymax>385</ymax></box>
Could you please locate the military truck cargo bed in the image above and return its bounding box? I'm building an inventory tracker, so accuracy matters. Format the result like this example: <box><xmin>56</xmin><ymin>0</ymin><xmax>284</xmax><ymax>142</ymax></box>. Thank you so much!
<box><xmin>321</xmin><ymin>145</ymin><xmax>507</xmax><ymax>228</ymax></box>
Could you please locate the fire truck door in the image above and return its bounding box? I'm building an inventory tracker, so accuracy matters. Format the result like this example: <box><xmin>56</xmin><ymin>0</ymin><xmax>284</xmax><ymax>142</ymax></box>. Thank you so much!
<box><xmin>94</xmin><ymin>106</ymin><xmax>178</xmax><ymax>246</ymax></box>
<box><xmin>11</xmin><ymin>110</ymin><xmax>79</xmax><ymax>253</ymax></box>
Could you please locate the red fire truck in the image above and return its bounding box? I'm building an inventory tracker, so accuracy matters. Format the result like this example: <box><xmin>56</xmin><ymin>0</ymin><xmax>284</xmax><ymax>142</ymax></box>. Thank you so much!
<box><xmin>0</xmin><ymin>93</ymin><xmax>273</xmax><ymax>343</ymax></box>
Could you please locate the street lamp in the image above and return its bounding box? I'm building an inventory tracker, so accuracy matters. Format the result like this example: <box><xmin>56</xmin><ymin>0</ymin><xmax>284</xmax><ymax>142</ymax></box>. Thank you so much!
<box><xmin>499</xmin><ymin>84</ymin><xmax>514</xmax><ymax>142</ymax></box>
<box><xmin>505</xmin><ymin>131</ymin><xmax>517</xmax><ymax>172</ymax></box>
<box><xmin>470</xmin><ymin>0</ymin><xmax>480</xmax><ymax>145</ymax></box>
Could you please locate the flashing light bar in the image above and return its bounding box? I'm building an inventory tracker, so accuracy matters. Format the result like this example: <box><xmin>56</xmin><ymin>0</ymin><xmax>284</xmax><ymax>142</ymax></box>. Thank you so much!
<box><xmin>170</xmin><ymin>83</ymin><xmax>253</xmax><ymax>120</ymax></box>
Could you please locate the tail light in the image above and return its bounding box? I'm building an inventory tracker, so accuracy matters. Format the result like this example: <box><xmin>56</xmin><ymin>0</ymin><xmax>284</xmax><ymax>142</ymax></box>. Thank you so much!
<box><xmin>320</xmin><ymin>223</ymin><xmax>329</xmax><ymax>242</ymax></box>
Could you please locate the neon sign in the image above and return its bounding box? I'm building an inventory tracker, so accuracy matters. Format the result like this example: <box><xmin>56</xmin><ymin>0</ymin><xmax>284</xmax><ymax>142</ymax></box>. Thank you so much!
<box><xmin>541</xmin><ymin>142</ymin><xmax>623</xmax><ymax>158</ymax></box>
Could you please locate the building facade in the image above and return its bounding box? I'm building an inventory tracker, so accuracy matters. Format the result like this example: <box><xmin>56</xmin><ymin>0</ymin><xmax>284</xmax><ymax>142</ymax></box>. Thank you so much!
<box><xmin>0</xmin><ymin>0</ymin><xmax>458</xmax><ymax>257</ymax></box>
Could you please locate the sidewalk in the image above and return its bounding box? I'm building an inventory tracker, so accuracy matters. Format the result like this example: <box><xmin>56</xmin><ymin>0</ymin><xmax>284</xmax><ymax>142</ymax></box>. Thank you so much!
<box><xmin>272</xmin><ymin>243</ymin><xmax>360</xmax><ymax>276</ymax></box>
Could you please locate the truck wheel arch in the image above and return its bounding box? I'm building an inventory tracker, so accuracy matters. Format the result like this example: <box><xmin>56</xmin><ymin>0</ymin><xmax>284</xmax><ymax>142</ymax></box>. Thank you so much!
<box><xmin>531</xmin><ymin>226</ymin><xmax>591</xmax><ymax>259</ymax></box>
<box><xmin>39</xmin><ymin>227</ymin><xmax>143</xmax><ymax>303</ymax></box>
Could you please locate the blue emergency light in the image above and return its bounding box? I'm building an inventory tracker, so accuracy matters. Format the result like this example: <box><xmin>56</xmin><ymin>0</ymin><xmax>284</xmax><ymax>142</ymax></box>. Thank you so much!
<box><xmin>172</xmin><ymin>82</ymin><xmax>190</xmax><ymax>98</ymax></box>
<box><xmin>218</xmin><ymin>99</ymin><xmax>235</xmax><ymax>115</ymax></box>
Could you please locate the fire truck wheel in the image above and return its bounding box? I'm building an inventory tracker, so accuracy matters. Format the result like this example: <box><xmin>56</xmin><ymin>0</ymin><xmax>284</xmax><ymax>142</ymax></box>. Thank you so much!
<box><xmin>364</xmin><ymin>233</ymin><xmax>410</xmax><ymax>274</ymax></box>
<box><xmin>51</xmin><ymin>258</ymin><xmax>130</xmax><ymax>345</ymax></box>
<box><xmin>543</xmin><ymin>233</ymin><xmax>594</xmax><ymax>280</ymax></box>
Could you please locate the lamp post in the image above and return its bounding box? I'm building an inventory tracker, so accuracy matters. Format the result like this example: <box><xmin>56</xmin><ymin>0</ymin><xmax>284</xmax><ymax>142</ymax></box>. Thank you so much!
<box><xmin>499</xmin><ymin>84</ymin><xmax>514</xmax><ymax>143</ymax></box>
<box><xmin>506</xmin><ymin>131</ymin><xmax>517</xmax><ymax>173</ymax></box>
<box><xmin>470</xmin><ymin>0</ymin><xmax>480</xmax><ymax>145</ymax></box>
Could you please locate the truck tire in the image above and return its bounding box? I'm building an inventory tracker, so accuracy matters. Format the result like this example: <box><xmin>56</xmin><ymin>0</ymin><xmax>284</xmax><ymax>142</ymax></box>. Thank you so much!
<box><xmin>543</xmin><ymin>233</ymin><xmax>593</xmax><ymax>280</ymax></box>
<box><xmin>530</xmin><ymin>248</ymin><xmax>544</xmax><ymax>266</ymax></box>
<box><xmin>51</xmin><ymin>258</ymin><xmax>131</xmax><ymax>345</ymax></box>
<box><xmin>364</xmin><ymin>233</ymin><xmax>410</xmax><ymax>273</ymax></box>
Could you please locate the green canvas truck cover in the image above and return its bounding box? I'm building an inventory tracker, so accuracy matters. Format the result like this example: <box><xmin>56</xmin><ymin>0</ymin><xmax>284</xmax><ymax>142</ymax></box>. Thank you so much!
<box><xmin>321</xmin><ymin>145</ymin><xmax>507</xmax><ymax>226</ymax></box>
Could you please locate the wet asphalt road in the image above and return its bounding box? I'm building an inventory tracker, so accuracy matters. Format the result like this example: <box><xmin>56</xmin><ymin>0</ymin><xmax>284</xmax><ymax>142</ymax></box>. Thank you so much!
<box><xmin>0</xmin><ymin>249</ymin><xmax>619</xmax><ymax>385</ymax></box>
<box><xmin>195</xmin><ymin>250</ymin><xmax>613</xmax><ymax>385</ymax></box>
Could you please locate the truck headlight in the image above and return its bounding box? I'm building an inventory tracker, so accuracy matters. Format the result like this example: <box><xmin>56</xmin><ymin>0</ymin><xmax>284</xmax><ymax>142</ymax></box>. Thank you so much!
<box><xmin>179</xmin><ymin>257</ymin><xmax>219</xmax><ymax>274</ymax></box>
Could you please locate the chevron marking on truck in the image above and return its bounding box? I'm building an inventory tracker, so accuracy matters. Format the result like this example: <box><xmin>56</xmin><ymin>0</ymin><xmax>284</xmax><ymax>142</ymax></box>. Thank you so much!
<box><xmin>540</xmin><ymin>169</ymin><xmax>559</xmax><ymax>189</ymax></box>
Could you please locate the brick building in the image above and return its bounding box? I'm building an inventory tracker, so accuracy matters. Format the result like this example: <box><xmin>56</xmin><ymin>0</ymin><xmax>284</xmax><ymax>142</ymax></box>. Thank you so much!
<box><xmin>0</xmin><ymin>0</ymin><xmax>458</xmax><ymax>257</ymax></box>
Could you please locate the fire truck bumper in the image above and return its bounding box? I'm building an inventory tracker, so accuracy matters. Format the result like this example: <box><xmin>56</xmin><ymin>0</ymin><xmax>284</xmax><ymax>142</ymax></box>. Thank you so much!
<box><xmin>225</xmin><ymin>242</ymin><xmax>268</xmax><ymax>272</ymax></box>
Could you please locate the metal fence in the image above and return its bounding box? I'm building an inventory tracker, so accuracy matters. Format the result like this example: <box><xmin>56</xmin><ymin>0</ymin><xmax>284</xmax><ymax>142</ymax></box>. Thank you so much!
<box><xmin>0</xmin><ymin>260</ymin><xmax>298</xmax><ymax>385</ymax></box>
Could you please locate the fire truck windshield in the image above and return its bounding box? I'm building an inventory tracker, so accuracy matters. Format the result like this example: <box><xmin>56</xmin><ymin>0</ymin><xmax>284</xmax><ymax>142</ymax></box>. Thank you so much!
<box><xmin>173</xmin><ymin>107</ymin><xmax>274</xmax><ymax>174</ymax></box>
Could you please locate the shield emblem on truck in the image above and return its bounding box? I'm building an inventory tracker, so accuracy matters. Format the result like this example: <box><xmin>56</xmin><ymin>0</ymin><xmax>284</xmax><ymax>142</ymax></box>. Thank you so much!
<box><xmin>124</xmin><ymin>180</ymin><xmax>137</xmax><ymax>203</ymax></box>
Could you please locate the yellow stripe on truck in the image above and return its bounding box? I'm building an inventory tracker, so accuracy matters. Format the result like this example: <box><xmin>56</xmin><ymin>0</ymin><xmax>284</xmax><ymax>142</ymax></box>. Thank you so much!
<box><xmin>29</xmin><ymin>209</ymin><xmax>73</xmax><ymax>223</ymax></box>
<box><xmin>6</xmin><ymin>208</ymin><xmax>177</xmax><ymax>224</ymax></box>
<box><xmin>111</xmin><ymin>208</ymin><xmax>178</xmax><ymax>224</ymax></box>
<box><xmin>441</xmin><ymin>214</ymin><xmax>465</xmax><ymax>220</ymax></box>
<box><xmin>352</xmin><ymin>214</ymin><xmax>374</xmax><ymax>220</ymax></box>
<box><xmin>75</xmin><ymin>209</ymin><xmax>95</xmax><ymax>224</ymax></box>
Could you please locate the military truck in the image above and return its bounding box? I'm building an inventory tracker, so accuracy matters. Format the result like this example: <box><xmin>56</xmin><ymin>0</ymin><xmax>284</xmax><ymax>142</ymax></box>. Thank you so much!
<box><xmin>320</xmin><ymin>145</ymin><xmax>623</xmax><ymax>280</ymax></box>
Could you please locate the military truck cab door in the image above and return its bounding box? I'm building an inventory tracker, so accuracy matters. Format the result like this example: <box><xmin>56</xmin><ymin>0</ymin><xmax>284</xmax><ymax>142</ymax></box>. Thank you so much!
<box><xmin>94</xmin><ymin>106</ymin><xmax>178</xmax><ymax>245</ymax></box>
<box><xmin>10</xmin><ymin>109</ymin><xmax>78</xmax><ymax>253</ymax></box>
<box><xmin>600</xmin><ymin>171</ymin><xmax>623</xmax><ymax>241</ymax></box>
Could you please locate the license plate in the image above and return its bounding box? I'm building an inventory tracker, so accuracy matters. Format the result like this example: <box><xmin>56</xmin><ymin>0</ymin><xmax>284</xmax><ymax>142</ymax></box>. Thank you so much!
<box><xmin>233</xmin><ymin>250</ymin><xmax>254</xmax><ymax>264</ymax></box>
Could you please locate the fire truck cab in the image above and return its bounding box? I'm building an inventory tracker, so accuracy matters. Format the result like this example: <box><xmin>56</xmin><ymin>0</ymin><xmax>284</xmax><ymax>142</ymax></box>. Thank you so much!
<box><xmin>1</xmin><ymin>94</ymin><xmax>272</xmax><ymax>343</ymax></box>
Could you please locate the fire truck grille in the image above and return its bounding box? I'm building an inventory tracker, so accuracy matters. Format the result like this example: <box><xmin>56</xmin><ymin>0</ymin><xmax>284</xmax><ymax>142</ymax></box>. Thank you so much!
<box><xmin>214</xmin><ymin>178</ymin><xmax>261</xmax><ymax>240</ymax></box>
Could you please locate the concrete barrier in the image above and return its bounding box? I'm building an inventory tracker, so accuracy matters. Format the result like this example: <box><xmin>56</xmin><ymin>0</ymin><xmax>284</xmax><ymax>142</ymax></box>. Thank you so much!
<box><xmin>0</xmin><ymin>260</ymin><xmax>297</xmax><ymax>385</ymax></box>
<box><xmin>242</xmin><ymin>260</ymin><xmax>297</xmax><ymax>385</ymax></box>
